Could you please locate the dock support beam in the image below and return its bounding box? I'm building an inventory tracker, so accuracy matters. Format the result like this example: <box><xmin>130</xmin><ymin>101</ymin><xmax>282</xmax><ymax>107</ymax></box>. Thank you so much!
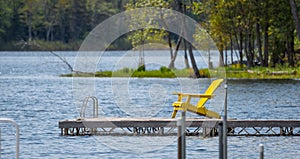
<box><xmin>59</xmin><ymin>118</ymin><xmax>300</xmax><ymax>136</ymax></box>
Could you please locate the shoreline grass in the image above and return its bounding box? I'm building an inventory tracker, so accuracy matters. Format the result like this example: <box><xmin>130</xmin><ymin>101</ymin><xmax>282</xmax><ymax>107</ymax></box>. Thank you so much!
<box><xmin>60</xmin><ymin>67</ymin><xmax>199</xmax><ymax>78</ymax></box>
<box><xmin>60</xmin><ymin>66</ymin><xmax>300</xmax><ymax>79</ymax></box>
<box><xmin>223</xmin><ymin>66</ymin><xmax>299</xmax><ymax>79</ymax></box>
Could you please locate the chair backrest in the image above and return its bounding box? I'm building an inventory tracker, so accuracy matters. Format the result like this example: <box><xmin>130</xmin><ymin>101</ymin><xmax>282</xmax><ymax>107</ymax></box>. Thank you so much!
<box><xmin>196</xmin><ymin>79</ymin><xmax>224</xmax><ymax>107</ymax></box>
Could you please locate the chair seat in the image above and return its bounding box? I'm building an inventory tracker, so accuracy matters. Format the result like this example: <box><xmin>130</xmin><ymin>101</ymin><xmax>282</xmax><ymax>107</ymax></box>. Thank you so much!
<box><xmin>170</xmin><ymin>79</ymin><xmax>224</xmax><ymax>119</ymax></box>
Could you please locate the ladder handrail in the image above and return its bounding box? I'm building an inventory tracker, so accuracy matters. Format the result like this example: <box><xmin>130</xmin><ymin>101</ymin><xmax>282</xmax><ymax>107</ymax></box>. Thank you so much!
<box><xmin>80</xmin><ymin>96</ymin><xmax>98</xmax><ymax>118</ymax></box>
<box><xmin>0</xmin><ymin>118</ymin><xmax>19</xmax><ymax>159</ymax></box>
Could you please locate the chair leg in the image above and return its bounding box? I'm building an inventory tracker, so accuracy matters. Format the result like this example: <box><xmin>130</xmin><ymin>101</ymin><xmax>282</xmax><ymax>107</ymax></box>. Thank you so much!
<box><xmin>171</xmin><ymin>110</ymin><xmax>177</xmax><ymax>118</ymax></box>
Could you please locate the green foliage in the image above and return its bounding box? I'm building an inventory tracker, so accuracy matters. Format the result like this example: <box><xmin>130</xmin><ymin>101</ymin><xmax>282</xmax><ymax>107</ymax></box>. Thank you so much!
<box><xmin>95</xmin><ymin>71</ymin><xmax>113</xmax><ymax>77</ymax></box>
<box><xmin>160</xmin><ymin>66</ymin><xmax>171</xmax><ymax>73</ymax></box>
<box><xmin>137</xmin><ymin>65</ymin><xmax>146</xmax><ymax>72</ymax></box>
<box><xmin>0</xmin><ymin>1</ymin><xmax>13</xmax><ymax>41</ymax></box>
<box><xmin>295</xmin><ymin>37</ymin><xmax>300</xmax><ymax>50</ymax></box>
<box><xmin>224</xmin><ymin>66</ymin><xmax>300</xmax><ymax>79</ymax></box>
<box><xmin>199</xmin><ymin>68</ymin><xmax>210</xmax><ymax>78</ymax></box>
<box><xmin>0</xmin><ymin>0</ymin><xmax>128</xmax><ymax>50</ymax></box>
<box><xmin>193</xmin><ymin>0</ymin><xmax>299</xmax><ymax>67</ymax></box>
<box><xmin>8</xmin><ymin>40</ymin><xmax>81</xmax><ymax>51</ymax></box>
<box><xmin>125</xmin><ymin>0</ymin><xmax>170</xmax><ymax>47</ymax></box>
<box><xmin>172</xmin><ymin>69</ymin><xmax>191</xmax><ymax>77</ymax></box>
<box><xmin>132</xmin><ymin>69</ymin><xmax>176</xmax><ymax>78</ymax></box>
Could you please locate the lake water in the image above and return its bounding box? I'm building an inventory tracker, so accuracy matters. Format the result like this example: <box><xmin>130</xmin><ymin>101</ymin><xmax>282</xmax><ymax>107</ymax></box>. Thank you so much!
<box><xmin>0</xmin><ymin>51</ymin><xmax>299</xmax><ymax>158</ymax></box>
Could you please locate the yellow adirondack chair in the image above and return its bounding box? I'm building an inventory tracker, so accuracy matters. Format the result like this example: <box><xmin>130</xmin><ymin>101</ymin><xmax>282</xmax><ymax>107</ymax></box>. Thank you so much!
<box><xmin>171</xmin><ymin>79</ymin><xmax>224</xmax><ymax>119</ymax></box>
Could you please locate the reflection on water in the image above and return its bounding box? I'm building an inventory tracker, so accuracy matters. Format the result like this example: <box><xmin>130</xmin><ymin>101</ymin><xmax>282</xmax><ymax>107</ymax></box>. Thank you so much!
<box><xmin>0</xmin><ymin>52</ymin><xmax>299</xmax><ymax>158</ymax></box>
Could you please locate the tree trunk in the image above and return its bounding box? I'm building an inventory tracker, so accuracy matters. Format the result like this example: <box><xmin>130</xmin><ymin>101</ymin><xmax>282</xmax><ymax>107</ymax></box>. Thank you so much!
<box><xmin>289</xmin><ymin>0</ymin><xmax>300</xmax><ymax>40</ymax></box>
<box><xmin>59</xmin><ymin>7</ymin><xmax>66</xmax><ymax>42</ymax></box>
<box><xmin>247</xmin><ymin>32</ymin><xmax>253</xmax><ymax>67</ymax></box>
<box><xmin>139</xmin><ymin>30</ymin><xmax>145</xmax><ymax>68</ymax></box>
<box><xmin>168</xmin><ymin>33</ymin><xmax>173</xmax><ymax>61</ymax></box>
<box><xmin>263</xmin><ymin>23</ymin><xmax>269</xmax><ymax>67</ymax></box>
<box><xmin>245</xmin><ymin>33</ymin><xmax>250</xmax><ymax>67</ymax></box>
<box><xmin>46</xmin><ymin>25</ymin><xmax>52</xmax><ymax>41</ymax></box>
<box><xmin>28</xmin><ymin>12</ymin><xmax>32</xmax><ymax>42</ymax></box>
<box><xmin>44</xmin><ymin>0</ymin><xmax>50</xmax><ymax>41</ymax></box>
<box><xmin>225</xmin><ymin>47</ymin><xmax>228</xmax><ymax>66</ymax></box>
<box><xmin>256</xmin><ymin>20</ymin><xmax>263</xmax><ymax>66</ymax></box>
<box><xmin>168</xmin><ymin>0</ymin><xmax>184</xmax><ymax>69</ymax></box>
<box><xmin>188</xmin><ymin>44</ymin><xmax>200</xmax><ymax>78</ymax></box>
<box><xmin>239</xmin><ymin>31</ymin><xmax>243</xmax><ymax>65</ymax></box>
<box><xmin>272</xmin><ymin>39</ymin><xmax>282</xmax><ymax>67</ymax></box>
<box><xmin>168</xmin><ymin>36</ymin><xmax>182</xmax><ymax>69</ymax></box>
<box><xmin>219</xmin><ymin>49</ymin><xmax>224</xmax><ymax>68</ymax></box>
<box><xmin>184</xmin><ymin>39</ymin><xmax>190</xmax><ymax>68</ymax></box>
<box><xmin>230</xmin><ymin>37</ymin><xmax>234</xmax><ymax>64</ymax></box>
<box><xmin>219</xmin><ymin>36</ymin><xmax>225</xmax><ymax>67</ymax></box>
<box><xmin>182</xmin><ymin>1</ymin><xmax>194</xmax><ymax>72</ymax></box>
<box><xmin>60</xmin><ymin>24</ymin><xmax>66</xmax><ymax>42</ymax></box>
<box><xmin>251</xmin><ymin>34</ymin><xmax>255</xmax><ymax>66</ymax></box>
<box><xmin>287</xmin><ymin>31</ymin><xmax>295</xmax><ymax>67</ymax></box>
<box><xmin>51</xmin><ymin>27</ymin><xmax>54</xmax><ymax>41</ymax></box>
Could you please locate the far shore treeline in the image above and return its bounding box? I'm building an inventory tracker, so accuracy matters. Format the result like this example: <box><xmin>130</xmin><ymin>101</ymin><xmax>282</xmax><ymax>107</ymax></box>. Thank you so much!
<box><xmin>1</xmin><ymin>0</ymin><xmax>300</xmax><ymax>69</ymax></box>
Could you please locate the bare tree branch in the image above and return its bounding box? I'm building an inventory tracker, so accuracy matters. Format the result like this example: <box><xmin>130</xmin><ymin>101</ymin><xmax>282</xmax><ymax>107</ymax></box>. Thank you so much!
<box><xmin>48</xmin><ymin>51</ymin><xmax>74</xmax><ymax>72</ymax></box>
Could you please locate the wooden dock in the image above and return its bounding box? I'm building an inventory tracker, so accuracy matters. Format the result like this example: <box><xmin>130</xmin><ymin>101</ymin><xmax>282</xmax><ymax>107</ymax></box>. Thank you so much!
<box><xmin>59</xmin><ymin>118</ymin><xmax>300</xmax><ymax>137</ymax></box>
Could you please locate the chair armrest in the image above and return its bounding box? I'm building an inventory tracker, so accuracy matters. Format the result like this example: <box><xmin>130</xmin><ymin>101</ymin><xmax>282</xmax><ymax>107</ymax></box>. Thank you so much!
<box><xmin>173</xmin><ymin>92</ymin><xmax>214</xmax><ymax>98</ymax></box>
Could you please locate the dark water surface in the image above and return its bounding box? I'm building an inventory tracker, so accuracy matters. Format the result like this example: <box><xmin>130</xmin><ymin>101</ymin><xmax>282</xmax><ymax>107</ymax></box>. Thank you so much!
<box><xmin>0</xmin><ymin>52</ymin><xmax>299</xmax><ymax>158</ymax></box>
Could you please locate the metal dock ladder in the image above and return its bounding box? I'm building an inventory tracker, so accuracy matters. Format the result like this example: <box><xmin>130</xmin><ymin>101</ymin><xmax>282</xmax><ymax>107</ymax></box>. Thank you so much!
<box><xmin>0</xmin><ymin>118</ymin><xmax>19</xmax><ymax>159</ymax></box>
<box><xmin>80</xmin><ymin>96</ymin><xmax>99</xmax><ymax>118</ymax></box>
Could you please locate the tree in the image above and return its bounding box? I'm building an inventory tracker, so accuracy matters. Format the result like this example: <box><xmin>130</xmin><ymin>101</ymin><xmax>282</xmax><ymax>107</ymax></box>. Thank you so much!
<box><xmin>194</xmin><ymin>26</ymin><xmax>213</xmax><ymax>68</ymax></box>
<box><xmin>168</xmin><ymin>0</ymin><xmax>183</xmax><ymax>69</ymax></box>
<box><xmin>254</xmin><ymin>0</ymin><xmax>263</xmax><ymax>66</ymax></box>
<box><xmin>68</xmin><ymin>0</ymin><xmax>89</xmax><ymax>41</ymax></box>
<box><xmin>19</xmin><ymin>0</ymin><xmax>44</xmax><ymax>42</ymax></box>
<box><xmin>0</xmin><ymin>1</ymin><xmax>13</xmax><ymax>42</ymax></box>
<box><xmin>125</xmin><ymin>0</ymin><xmax>170</xmax><ymax>68</ymax></box>
<box><xmin>86</xmin><ymin>0</ymin><xmax>119</xmax><ymax>29</ymax></box>
<box><xmin>182</xmin><ymin>1</ymin><xmax>200</xmax><ymax>77</ymax></box>
<box><xmin>193</xmin><ymin>0</ymin><xmax>299</xmax><ymax>68</ymax></box>
<box><xmin>41</xmin><ymin>0</ymin><xmax>57</xmax><ymax>41</ymax></box>
<box><xmin>289</xmin><ymin>0</ymin><xmax>300</xmax><ymax>40</ymax></box>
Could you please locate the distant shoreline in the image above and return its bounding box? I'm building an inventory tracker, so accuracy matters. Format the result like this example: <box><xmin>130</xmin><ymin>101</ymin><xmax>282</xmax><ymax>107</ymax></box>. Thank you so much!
<box><xmin>0</xmin><ymin>40</ymin><xmax>174</xmax><ymax>51</ymax></box>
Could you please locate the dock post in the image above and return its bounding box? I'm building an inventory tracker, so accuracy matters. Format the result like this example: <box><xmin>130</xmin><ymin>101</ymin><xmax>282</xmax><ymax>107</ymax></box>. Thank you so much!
<box><xmin>177</xmin><ymin>111</ymin><xmax>186</xmax><ymax>159</ymax></box>
<box><xmin>259</xmin><ymin>144</ymin><xmax>264</xmax><ymax>159</ymax></box>
<box><xmin>0</xmin><ymin>128</ymin><xmax>1</xmax><ymax>159</ymax></box>
<box><xmin>177</xmin><ymin>117</ymin><xmax>182</xmax><ymax>159</ymax></box>
<box><xmin>181</xmin><ymin>111</ymin><xmax>186</xmax><ymax>159</ymax></box>
<box><xmin>219</xmin><ymin>121</ymin><xmax>223</xmax><ymax>159</ymax></box>
<box><xmin>223</xmin><ymin>81</ymin><xmax>228</xmax><ymax>159</ymax></box>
